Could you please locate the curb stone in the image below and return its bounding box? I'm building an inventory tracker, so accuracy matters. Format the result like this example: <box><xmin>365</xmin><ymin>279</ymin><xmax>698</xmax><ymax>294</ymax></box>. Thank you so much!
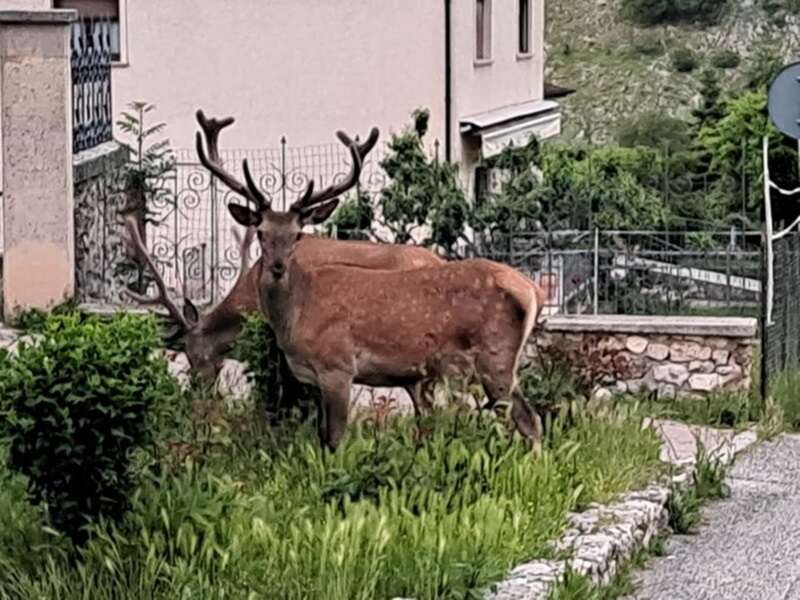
<box><xmin>480</xmin><ymin>425</ymin><xmax>757</xmax><ymax>600</ymax></box>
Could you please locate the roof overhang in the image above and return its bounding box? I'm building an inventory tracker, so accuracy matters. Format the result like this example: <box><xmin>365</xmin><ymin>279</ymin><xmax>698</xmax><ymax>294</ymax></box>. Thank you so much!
<box><xmin>460</xmin><ymin>99</ymin><xmax>561</xmax><ymax>159</ymax></box>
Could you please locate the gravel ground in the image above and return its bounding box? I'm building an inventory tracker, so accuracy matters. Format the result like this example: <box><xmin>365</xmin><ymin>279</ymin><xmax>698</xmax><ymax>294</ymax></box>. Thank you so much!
<box><xmin>628</xmin><ymin>434</ymin><xmax>800</xmax><ymax>600</ymax></box>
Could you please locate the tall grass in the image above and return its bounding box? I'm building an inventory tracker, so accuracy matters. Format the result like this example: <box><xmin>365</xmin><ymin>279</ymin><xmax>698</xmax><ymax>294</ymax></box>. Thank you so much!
<box><xmin>0</xmin><ymin>403</ymin><xmax>661</xmax><ymax>600</ymax></box>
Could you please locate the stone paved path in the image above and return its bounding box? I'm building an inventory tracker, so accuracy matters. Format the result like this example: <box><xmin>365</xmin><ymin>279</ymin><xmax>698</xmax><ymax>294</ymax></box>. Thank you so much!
<box><xmin>627</xmin><ymin>434</ymin><xmax>800</xmax><ymax>600</ymax></box>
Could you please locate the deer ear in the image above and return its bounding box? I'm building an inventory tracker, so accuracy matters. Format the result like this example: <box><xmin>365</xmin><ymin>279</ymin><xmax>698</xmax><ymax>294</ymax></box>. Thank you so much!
<box><xmin>228</xmin><ymin>203</ymin><xmax>261</xmax><ymax>227</ymax></box>
<box><xmin>301</xmin><ymin>199</ymin><xmax>340</xmax><ymax>225</ymax></box>
<box><xmin>183</xmin><ymin>299</ymin><xmax>200</xmax><ymax>325</ymax></box>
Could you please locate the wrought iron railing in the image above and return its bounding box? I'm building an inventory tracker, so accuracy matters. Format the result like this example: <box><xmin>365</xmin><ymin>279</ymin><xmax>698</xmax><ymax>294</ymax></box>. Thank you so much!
<box><xmin>70</xmin><ymin>18</ymin><xmax>113</xmax><ymax>154</ymax></box>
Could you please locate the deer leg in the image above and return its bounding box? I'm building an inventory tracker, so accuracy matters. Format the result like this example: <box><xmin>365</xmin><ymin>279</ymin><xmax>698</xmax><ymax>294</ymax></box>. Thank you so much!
<box><xmin>316</xmin><ymin>370</ymin><xmax>352</xmax><ymax>451</ymax></box>
<box><xmin>405</xmin><ymin>380</ymin><xmax>435</xmax><ymax>418</ymax></box>
<box><xmin>510</xmin><ymin>386</ymin><xmax>544</xmax><ymax>443</ymax></box>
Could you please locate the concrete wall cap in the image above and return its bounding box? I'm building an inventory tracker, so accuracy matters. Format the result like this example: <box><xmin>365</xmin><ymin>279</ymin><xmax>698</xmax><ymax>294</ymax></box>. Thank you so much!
<box><xmin>542</xmin><ymin>315</ymin><xmax>758</xmax><ymax>338</ymax></box>
<box><xmin>0</xmin><ymin>9</ymin><xmax>78</xmax><ymax>24</ymax></box>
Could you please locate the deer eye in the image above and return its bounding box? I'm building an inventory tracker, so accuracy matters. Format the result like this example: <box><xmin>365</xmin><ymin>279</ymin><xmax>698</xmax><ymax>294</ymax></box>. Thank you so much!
<box><xmin>296</xmin><ymin>232</ymin><xmax>303</xmax><ymax>241</ymax></box>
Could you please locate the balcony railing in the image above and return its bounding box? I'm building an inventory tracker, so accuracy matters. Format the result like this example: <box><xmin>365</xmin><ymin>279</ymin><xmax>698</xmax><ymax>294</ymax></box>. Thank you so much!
<box><xmin>70</xmin><ymin>18</ymin><xmax>113</xmax><ymax>154</ymax></box>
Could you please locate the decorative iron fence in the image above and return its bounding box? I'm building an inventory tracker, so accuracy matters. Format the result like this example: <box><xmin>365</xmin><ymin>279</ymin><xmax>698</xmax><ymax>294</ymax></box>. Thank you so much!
<box><xmin>75</xmin><ymin>139</ymin><xmax>391</xmax><ymax>305</ymax></box>
<box><xmin>70</xmin><ymin>18</ymin><xmax>113</xmax><ymax>154</ymax></box>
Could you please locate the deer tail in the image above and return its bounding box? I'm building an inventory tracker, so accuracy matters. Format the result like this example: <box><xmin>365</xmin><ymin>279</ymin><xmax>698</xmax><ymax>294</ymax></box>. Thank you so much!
<box><xmin>492</xmin><ymin>267</ymin><xmax>544</xmax><ymax>386</ymax></box>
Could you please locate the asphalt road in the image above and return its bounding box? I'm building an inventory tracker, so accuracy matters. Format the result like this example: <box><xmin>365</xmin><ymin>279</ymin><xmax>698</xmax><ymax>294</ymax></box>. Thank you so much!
<box><xmin>629</xmin><ymin>434</ymin><xmax>800</xmax><ymax>600</ymax></box>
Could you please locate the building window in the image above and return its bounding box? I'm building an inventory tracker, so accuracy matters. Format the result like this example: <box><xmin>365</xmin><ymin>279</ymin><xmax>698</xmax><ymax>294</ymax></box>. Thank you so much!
<box><xmin>54</xmin><ymin>0</ymin><xmax>127</xmax><ymax>64</ymax></box>
<box><xmin>476</xmin><ymin>0</ymin><xmax>492</xmax><ymax>62</ymax></box>
<box><xmin>519</xmin><ymin>0</ymin><xmax>531</xmax><ymax>55</ymax></box>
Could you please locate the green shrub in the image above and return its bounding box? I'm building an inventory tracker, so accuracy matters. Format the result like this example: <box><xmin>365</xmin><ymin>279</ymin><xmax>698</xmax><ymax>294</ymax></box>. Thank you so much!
<box><xmin>234</xmin><ymin>312</ymin><xmax>319</xmax><ymax>422</ymax></box>
<box><xmin>379</xmin><ymin>108</ymin><xmax>470</xmax><ymax>255</ymax></box>
<box><xmin>616</xmin><ymin>112</ymin><xmax>692</xmax><ymax>152</ymax></box>
<box><xmin>328</xmin><ymin>189</ymin><xmax>374</xmax><ymax>240</ymax></box>
<box><xmin>0</xmin><ymin>312</ymin><xmax>175</xmax><ymax>544</ymax></box>
<box><xmin>11</xmin><ymin>300</ymin><xmax>78</xmax><ymax>332</ymax></box>
<box><xmin>621</xmin><ymin>0</ymin><xmax>728</xmax><ymax>25</ymax></box>
<box><xmin>671</xmin><ymin>47</ymin><xmax>698</xmax><ymax>73</ymax></box>
<box><xmin>710</xmin><ymin>49</ymin><xmax>740</xmax><ymax>69</ymax></box>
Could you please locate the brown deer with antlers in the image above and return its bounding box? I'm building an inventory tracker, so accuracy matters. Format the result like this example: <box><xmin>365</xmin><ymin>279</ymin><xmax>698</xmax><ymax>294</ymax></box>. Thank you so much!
<box><xmin>213</xmin><ymin>119</ymin><xmax>546</xmax><ymax>451</ymax></box>
<box><xmin>124</xmin><ymin>111</ymin><xmax>445</xmax><ymax>418</ymax></box>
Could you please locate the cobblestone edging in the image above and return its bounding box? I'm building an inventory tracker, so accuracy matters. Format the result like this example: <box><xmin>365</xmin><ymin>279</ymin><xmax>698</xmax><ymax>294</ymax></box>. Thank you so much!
<box><xmin>481</xmin><ymin>424</ymin><xmax>758</xmax><ymax>600</ymax></box>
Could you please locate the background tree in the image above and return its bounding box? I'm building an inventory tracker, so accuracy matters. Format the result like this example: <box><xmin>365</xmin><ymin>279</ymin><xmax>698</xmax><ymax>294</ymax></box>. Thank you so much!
<box><xmin>378</xmin><ymin>109</ymin><xmax>470</xmax><ymax>256</ymax></box>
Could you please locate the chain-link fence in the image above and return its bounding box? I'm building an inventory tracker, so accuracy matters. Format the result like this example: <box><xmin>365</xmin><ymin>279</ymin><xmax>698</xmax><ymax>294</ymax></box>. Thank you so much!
<box><xmin>762</xmin><ymin>232</ymin><xmax>800</xmax><ymax>393</ymax></box>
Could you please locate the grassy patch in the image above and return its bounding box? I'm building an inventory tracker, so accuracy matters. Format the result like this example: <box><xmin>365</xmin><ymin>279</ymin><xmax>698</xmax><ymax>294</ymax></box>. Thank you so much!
<box><xmin>615</xmin><ymin>391</ymin><xmax>759</xmax><ymax>430</ymax></box>
<box><xmin>667</xmin><ymin>442</ymin><xmax>730</xmax><ymax>535</ymax></box>
<box><xmin>0</xmin><ymin>400</ymin><xmax>662</xmax><ymax>600</ymax></box>
<box><xmin>768</xmin><ymin>370</ymin><xmax>800</xmax><ymax>431</ymax></box>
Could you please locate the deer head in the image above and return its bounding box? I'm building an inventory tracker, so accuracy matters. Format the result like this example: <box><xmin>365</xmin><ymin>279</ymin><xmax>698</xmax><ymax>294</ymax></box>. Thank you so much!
<box><xmin>194</xmin><ymin>109</ymin><xmax>379</xmax><ymax>288</ymax></box>
<box><xmin>123</xmin><ymin>214</ymin><xmax>257</xmax><ymax>384</ymax></box>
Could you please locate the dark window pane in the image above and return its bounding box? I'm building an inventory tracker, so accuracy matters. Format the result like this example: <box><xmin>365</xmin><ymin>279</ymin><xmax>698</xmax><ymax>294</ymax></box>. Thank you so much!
<box><xmin>519</xmin><ymin>0</ymin><xmax>530</xmax><ymax>54</ymax></box>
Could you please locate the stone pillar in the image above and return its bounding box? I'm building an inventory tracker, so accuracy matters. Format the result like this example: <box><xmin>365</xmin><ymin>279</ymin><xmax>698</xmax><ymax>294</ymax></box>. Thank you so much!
<box><xmin>0</xmin><ymin>9</ymin><xmax>77</xmax><ymax>321</ymax></box>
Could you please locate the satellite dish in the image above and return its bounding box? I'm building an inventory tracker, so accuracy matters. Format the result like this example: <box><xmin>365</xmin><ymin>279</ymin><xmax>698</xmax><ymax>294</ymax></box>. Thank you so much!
<box><xmin>768</xmin><ymin>61</ymin><xmax>800</xmax><ymax>140</ymax></box>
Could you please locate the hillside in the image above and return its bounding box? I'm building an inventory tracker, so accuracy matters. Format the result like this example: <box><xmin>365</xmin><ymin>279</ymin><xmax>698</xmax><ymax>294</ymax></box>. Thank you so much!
<box><xmin>545</xmin><ymin>0</ymin><xmax>800</xmax><ymax>142</ymax></box>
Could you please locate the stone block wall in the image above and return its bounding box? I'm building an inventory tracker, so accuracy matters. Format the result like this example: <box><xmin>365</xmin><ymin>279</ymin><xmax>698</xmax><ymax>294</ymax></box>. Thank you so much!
<box><xmin>529</xmin><ymin>315</ymin><xmax>758</xmax><ymax>400</ymax></box>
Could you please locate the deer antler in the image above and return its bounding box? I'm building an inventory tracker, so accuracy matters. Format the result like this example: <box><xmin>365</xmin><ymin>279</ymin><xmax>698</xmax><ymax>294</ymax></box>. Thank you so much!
<box><xmin>122</xmin><ymin>215</ymin><xmax>192</xmax><ymax>333</ymax></box>
<box><xmin>195</xmin><ymin>109</ymin><xmax>269</xmax><ymax>212</ymax></box>
<box><xmin>230</xmin><ymin>225</ymin><xmax>257</xmax><ymax>289</ymax></box>
<box><xmin>289</xmin><ymin>127</ymin><xmax>380</xmax><ymax>214</ymax></box>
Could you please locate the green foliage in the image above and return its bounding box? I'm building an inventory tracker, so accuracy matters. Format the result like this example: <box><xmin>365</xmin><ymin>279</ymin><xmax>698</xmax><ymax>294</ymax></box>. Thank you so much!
<box><xmin>328</xmin><ymin>189</ymin><xmax>375</xmax><ymax>240</ymax></box>
<box><xmin>621</xmin><ymin>0</ymin><xmax>728</xmax><ymax>25</ymax></box>
<box><xmin>0</xmin><ymin>312</ymin><xmax>175</xmax><ymax>545</ymax></box>
<box><xmin>234</xmin><ymin>312</ymin><xmax>318</xmax><ymax>422</ymax></box>
<box><xmin>743</xmin><ymin>47</ymin><xmax>783</xmax><ymax>92</ymax></box>
<box><xmin>115</xmin><ymin>102</ymin><xmax>176</xmax><ymax>294</ymax></box>
<box><xmin>0</xmin><ymin>403</ymin><xmax>662</xmax><ymax>599</ymax></box>
<box><xmin>479</xmin><ymin>143</ymin><xmax>669</xmax><ymax>234</ymax></box>
<box><xmin>671</xmin><ymin>47</ymin><xmax>698</xmax><ymax>73</ymax></box>
<box><xmin>616</xmin><ymin>111</ymin><xmax>692</xmax><ymax>152</ymax></box>
<box><xmin>379</xmin><ymin>109</ymin><xmax>469</xmax><ymax>255</ymax></box>
<box><xmin>710</xmin><ymin>49</ymin><xmax>740</xmax><ymax>70</ymax></box>
<box><xmin>698</xmin><ymin>90</ymin><xmax>792</xmax><ymax>215</ymax></box>
<box><xmin>692</xmin><ymin>69</ymin><xmax>726</xmax><ymax>130</ymax></box>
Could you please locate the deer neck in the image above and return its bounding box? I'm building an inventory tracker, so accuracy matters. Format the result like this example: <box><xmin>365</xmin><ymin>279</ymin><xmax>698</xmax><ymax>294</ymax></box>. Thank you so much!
<box><xmin>258</xmin><ymin>259</ymin><xmax>308</xmax><ymax>350</ymax></box>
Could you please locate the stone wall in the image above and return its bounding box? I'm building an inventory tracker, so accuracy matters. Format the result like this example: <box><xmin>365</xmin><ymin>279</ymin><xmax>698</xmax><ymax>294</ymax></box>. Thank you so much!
<box><xmin>530</xmin><ymin>315</ymin><xmax>757</xmax><ymax>400</ymax></box>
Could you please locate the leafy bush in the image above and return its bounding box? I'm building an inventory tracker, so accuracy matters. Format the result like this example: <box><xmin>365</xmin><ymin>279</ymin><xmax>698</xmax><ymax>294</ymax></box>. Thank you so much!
<box><xmin>621</xmin><ymin>0</ymin><xmax>728</xmax><ymax>26</ymax></box>
<box><xmin>671</xmin><ymin>47</ymin><xmax>698</xmax><ymax>73</ymax></box>
<box><xmin>710</xmin><ymin>49</ymin><xmax>740</xmax><ymax>69</ymax></box>
<box><xmin>0</xmin><ymin>312</ymin><xmax>175</xmax><ymax>544</ymax></box>
<box><xmin>328</xmin><ymin>189</ymin><xmax>374</xmax><ymax>240</ymax></box>
<box><xmin>616</xmin><ymin>112</ymin><xmax>692</xmax><ymax>152</ymax></box>
<box><xmin>234</xmin><ymin>312</ymin><xmax>319</xmax><ymax>422</ymax></box>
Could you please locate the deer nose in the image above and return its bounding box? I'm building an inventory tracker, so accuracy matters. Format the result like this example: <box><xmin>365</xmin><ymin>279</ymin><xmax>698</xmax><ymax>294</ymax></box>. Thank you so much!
<box><xmin>271</xmin><ymin>260</ymin><xmax>286</xmax><ymax>278</ymax></box>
